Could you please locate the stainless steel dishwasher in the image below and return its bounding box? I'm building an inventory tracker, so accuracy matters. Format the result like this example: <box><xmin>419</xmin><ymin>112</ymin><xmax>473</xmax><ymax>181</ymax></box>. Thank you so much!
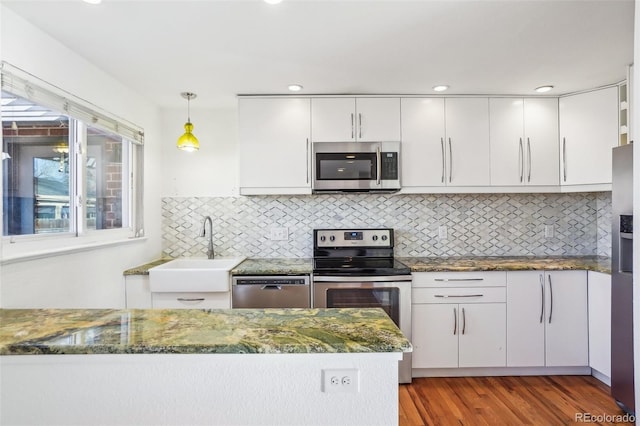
<box><xmin>232</xmin><ymin>275</ymin><xmax>311</xmax><ymax>308</ymax></box>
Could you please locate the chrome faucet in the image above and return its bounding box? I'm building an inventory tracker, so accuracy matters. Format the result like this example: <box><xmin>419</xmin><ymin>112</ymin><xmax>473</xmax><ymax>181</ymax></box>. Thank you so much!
<box><xmin>199</xmin><ymin>216</ymin><xmax>215</xmax><ymax>259</ymax></box>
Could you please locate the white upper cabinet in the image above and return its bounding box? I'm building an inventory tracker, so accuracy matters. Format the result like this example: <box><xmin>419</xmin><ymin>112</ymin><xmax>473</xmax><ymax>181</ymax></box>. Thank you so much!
<box><xmin>445</xmin><ymin>98</ymin><xmax>491</xmax><ymax>186</ymax></box>
<box><xmin>559</xmin><ymin>86</ymin><xmax>618</xmax><ymax>189</ymax></box>
<box><xmin>238</xmin><ymin>98</ymin><xmax>311</xmax><ymax>195</ymax></box>
<box><xmin>490</xmin><ymin>98</ymin><xmax>559</xmax><ymax>187</ymax></box>
<box><xmin>311</xmin><ymin>97</ymin><xmax>401</xmax><ymax>142</ymax></box>
<box><xmin>401</xmin><ymin>98</ymin><xmax>447</xmax><ymax>187</ymax></box>
<box><xmin>401</xmin><ymin>97</ymin><xmax>490</xmax><ymax>190</ymax></box>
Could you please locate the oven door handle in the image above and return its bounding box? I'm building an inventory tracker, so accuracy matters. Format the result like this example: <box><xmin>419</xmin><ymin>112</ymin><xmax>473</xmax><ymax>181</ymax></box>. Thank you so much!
<box><xmin>312</xmin><ymin>275</ymin><xmax>412</xmax><ymax>283</ymax></box>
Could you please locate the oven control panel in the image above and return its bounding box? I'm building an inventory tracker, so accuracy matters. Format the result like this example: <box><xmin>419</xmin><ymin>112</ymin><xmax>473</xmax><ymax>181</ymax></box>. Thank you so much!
<box><xmin>315</xmin><ymin>229</ymin><xmax>393</xmax><ymax>248</ymax></box>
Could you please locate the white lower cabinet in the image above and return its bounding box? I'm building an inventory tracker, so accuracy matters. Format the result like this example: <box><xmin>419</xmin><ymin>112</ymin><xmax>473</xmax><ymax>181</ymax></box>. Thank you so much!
<box><xmin>412</xmin><ymin>272</ymin><xmax>507</xmax><ymax>369</ymax></box>
<box><xmin>124</xmin><ymin>275</ymin><xmax>152</xmax><ymax>309</ymax></box>
<box><xmin>506</xmin><ymin>270</ymin><xmax>588</xmax><ymax>367</ymax></box>
<box><xmin>587</xmin><ymin>271</ymin><xmax>611</xmax><ymax>379</ymax></box>
<box><xmin>124</xmin><ymin>275</ymin><xmax>231</xmax><ymax>309</ymax></box>
<box><xmin>151</xmin><ymin>292</ymin><xmax>231</xmax><ymax>309</ymax></box>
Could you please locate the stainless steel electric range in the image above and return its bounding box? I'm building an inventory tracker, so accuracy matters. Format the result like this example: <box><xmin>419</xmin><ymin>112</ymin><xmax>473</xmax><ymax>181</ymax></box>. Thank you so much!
<box><xmin>311</xmin><ymin>228</ymin><xmax>412</xmax><ymax>383</ymax></box>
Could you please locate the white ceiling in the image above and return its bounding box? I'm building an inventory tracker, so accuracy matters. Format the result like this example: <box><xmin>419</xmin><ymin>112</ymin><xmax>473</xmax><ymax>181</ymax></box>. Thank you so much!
<box><xmin>3</xmin><ymin>0</ymin><xmax>635</xmax><ymax>108</ymax></box>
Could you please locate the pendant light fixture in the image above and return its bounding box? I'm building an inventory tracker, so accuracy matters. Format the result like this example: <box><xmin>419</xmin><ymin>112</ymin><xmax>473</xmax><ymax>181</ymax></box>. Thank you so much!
<box><xmin>177</xmin><ymin>92</ymin><xmax>199</xmax><ymax>152</ymax></box>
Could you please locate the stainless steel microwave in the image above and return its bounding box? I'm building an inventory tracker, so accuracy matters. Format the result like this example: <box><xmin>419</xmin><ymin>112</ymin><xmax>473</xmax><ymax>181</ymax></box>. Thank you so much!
<box><xmin>312</xmin><ymin>142</ymin><xmax>401</xmax><ymax>193</ymax></box>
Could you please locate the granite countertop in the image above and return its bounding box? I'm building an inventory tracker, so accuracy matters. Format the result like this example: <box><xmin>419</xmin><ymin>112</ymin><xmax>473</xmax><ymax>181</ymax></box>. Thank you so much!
<box><xmin>123</xmin><ymin>258</ymin><xmax>173</xmax><ymax>275</ymax></box>
<box><xmin>231</xmin><ymin>258</ymin><xmax>313</xmax><ymax>275</ymax></box>
<box><xmin>397</xmin><ymin>255</ymin><xmax>611</xmax><ymax>274</ymax></box>
<box><xmin>0</xmin><ymin>308</ymin><xmax>411</xmax><ymax>356</ymax></box>
<box><xmin>124</xmin><ymin>256</ymin><xmax>611</xmax><ymax>276</ymax></box>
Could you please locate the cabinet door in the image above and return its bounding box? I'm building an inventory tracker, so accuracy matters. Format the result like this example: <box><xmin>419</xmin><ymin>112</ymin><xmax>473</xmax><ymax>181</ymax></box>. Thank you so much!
<box><xmin>238</xmin><ymin>98</ymin><xmax>311</xmax><ymax>194</ymax></box>
<box><xmin>355</xmin><ymin>98</ymin><xmax>401</xmax><ymax>142</ymax></box>
<box><xmin>559</xmin><ymin>87</ymin><xmax>618</xmax><ymax>186</ymax></box>
<box><xmin>124</xmin><ymin>275</ymin><xmax>152</xmax><ymax>309</ymax></box>
<box><xmin>458</xmin><ymin>303</ymin><xmax>506</xmax><ymax>368</ymax></box>
<box><xmin>412</xmin><ymin>303</ymin><xmax>459</xmax><ymax>368</ymax></box>
<box><xmin>444</xmin><ymin>98</ymin><xmax>491</xmax><ymax>186</ymax></box>
<box><xmin>524</xmin><ymin>98</ymin><xmax>559</xmax><ymax>186</ymax></box>
<box><xmin>506</xmin><ymin>271</ymin><xmax>546</xmax><ymax>367</ymax></box>
<box><xmin>400</xmin><ymin>98</ymin><xmax>446</xmax><ymax>187</ymax></box>
<box><xmin>545</xmin><ymin>271</ymin><xmax>589</xmax><ymax>366</ymax></box>
<box><xmin>311</xmin><ymin>98</ymin><xmax>356</xmax><ymax>142</ymax></box>
<box><xmin>588</xmin><ymin>271</ymin><xmax>611</xmax><ymax>377</ymax></box>
<box><xmin>489</xmin><ymin>98</ymin><xmax>525</xmax><ymax>186</ymax></box>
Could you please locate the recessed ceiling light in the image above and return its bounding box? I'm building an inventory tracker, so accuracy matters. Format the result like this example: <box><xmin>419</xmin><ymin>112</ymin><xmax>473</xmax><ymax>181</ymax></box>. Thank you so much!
<box><xmin>288</xmin><ymin>84</ymin><xmax>303</xmax><ymax>92</ymax></box>
<box><xmin>83</xmin><ymin>0</ymin><xmax>102</xmax><ymax>4</ymax></box>
<box><xmin>535</xmin><ymin>85</ymin><xmax>554</xmax><ymax>93</ymax></box>
<box><xmin>264</xmin><ymin>0</ymin><xmax>283</xmax><ymax>4</ymax></box>
<box><xmin>433</xmin><ymin>85</ymin><xmax>449</xmax><ymax>92</ymax></box>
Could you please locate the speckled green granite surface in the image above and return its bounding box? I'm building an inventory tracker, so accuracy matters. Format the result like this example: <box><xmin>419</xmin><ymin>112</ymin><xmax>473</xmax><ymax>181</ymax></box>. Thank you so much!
<box><xmin>0</xmin><ymin>308</ymin><xmax>411</xmax><ymax>356</ymax></box>
<box><xmin>231</xmin><ymin>258</ymin><xmax>313</xmax><ymax>275</ymax></box>
<box><xmin>123</xmin><ymin>258</ymin><xmax>173</xmax><ymax>275</ymax></box>
<box><xmin>397</xmin><ymin>255</ymin><xmax>611</xmax><ymax>274</ymax></box>
<box><xmin>125</xmin><ymin>256</ymin><xmax>610</xmax><ymax>276</ymax></box>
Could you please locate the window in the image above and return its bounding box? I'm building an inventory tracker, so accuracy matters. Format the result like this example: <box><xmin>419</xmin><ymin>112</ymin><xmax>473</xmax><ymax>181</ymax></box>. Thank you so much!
<box><xmin>1</xmin><ymin>62</ymin><xmax>144</xmax><ymax>248</ymax></box>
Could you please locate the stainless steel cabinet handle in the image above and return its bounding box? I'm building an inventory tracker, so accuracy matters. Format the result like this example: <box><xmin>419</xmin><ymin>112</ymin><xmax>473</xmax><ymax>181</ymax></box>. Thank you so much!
<box><xmin>358</xmin><ymin>113</ymin><xmax>362</xmax><ymax>139</ymax></box>
<box><xmin>518</xmin><ymin>138</ymin><xmax>524</xmax><ymax>183</ymax></box>
<box><xmin>434</xmin><ymin>278</ymin><xmax>484</xmax><ymax>282</ymax></box>
<box><xmin>448</xmin><ymin>138</ymin><xmax>453</xmax><ymax>183</ymax></box>
<box><xmin>306</xmin><ymin>138</ymin><xmax>310</xmax><ymax>184</ymax></box>
<box><xmin>441</xmin><ymin>137</ymin><xmax>445</xmax><ymax>183</ymax></box>
<box><xmin>539</xmin><ymin>274</ymin><xmax>544</xmax><ymax>324</ymax></box>
<box><xmin>351</xmin><ymin>113</ymin><xmax>354</xmax><ymax>139</ymax></box>
<box><xmin>462</xmin><ymin>307</ymin><xmax>466</xmax><ymax>335</ymax></box>
<box><xmin>562</xmin><ymin>137</ymin><xmax>567</xmax><ymax>182</ymax></box>
<box><xmin>548</xmin><ymin>274</ymin><xmax>553</xmax><ymax>324</ymax></box>
<box><xmin>376</xmin><ymin>146</ymin><xmax>381</xmax><ymax>185</ymax></box>
<box><xmin>434</xmin><ymin>294</ymin><xmax>484</xmax><ymax>298</ymax></box>
<box><xmin>527</xmin><ymin>137</ymin><xmax>532</xmax><ymax>182</ymax></box>
<box><xmin>453</xmin><ymin>307</ymin><xmax>457</xmax><ymax>335</ymax></box>
<box><xmin>177</xmin><ymin>298</ymin><xmax>205</xmax><ymax>302</ymax></box>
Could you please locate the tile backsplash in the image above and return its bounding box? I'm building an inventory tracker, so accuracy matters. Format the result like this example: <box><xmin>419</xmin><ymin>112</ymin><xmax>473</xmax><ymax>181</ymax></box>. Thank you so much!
<box><xmin>162</xmin><ymin>192</ymin><xmax>611</xmax><ymax>259</ymax></box>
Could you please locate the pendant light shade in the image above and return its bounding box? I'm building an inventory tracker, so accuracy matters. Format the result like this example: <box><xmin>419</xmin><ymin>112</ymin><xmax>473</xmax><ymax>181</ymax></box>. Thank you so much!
<box><xmin>177</xmin><ymin>92</ymin><xmax>199</xmax><ymax>151</ymax></box>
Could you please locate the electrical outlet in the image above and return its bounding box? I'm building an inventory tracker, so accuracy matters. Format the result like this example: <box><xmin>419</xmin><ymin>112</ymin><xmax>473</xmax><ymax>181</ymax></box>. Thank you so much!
<box><xmin>544</xmin><ymin>225</ymin><xmax>555</xmax><ymax>239</ymax></box>
<box><xmin>322</xmin><ymin>369</ymin><xmax>359</xmax><ymax>393</ymax></box>
<box><xmin>438</xmin><ymin>225</ymin><xmax>448</xmax><ymax>240</ymax></box>
<box><xmin>270</xmin><ymin>227</ymin><xmax>289</xmax><ymax>241</ymax></box>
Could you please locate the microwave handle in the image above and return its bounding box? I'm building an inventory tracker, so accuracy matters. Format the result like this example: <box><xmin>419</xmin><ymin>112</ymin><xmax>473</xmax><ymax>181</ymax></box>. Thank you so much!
<box><xmin>376</xmin><ymin>145</ymin><xmax>381</xmax><ymax>185</ymax></box>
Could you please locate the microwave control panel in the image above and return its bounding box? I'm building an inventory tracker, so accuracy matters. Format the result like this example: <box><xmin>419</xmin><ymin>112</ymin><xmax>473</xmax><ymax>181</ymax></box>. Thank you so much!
<box><xmin>380</xmin><ymin>152</ymin><xmax>398</xmax><ymax>180</ymax></box>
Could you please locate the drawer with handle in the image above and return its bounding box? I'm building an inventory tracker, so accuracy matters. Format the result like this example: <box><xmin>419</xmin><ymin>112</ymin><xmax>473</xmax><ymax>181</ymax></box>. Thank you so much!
<box><xmin>151</xmin><ymin>292</ymin><xmax>231</xmax><ymax>309</ymax></box>
<box><xmin>412</xmin><ymin>271</ymin><xmax>506</xmax><ymax>288</ymax></box>
<box><xmin>413</xmin><ymin>286</ymin><xmax>506</xmax><ymax>304</ymax></box>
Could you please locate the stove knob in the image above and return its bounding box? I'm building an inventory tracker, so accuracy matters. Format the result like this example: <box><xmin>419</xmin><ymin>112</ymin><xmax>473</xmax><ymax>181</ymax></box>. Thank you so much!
<box><xmin>320</xmin><ymin>236</ymin><xmax>326</xmax><ymax>242</ymax></box>
<box><xmin>372</xmin><ymin>235</ymin><xmax>378</xmax><ymax>241</ymax></box>
<box><xmin>381</xmin><ymin>235</ymin><xmax>388</xmax><ymax>241</ymax></box>
<box><xmin>329</xmin><ymin>235</ymin><xmax>336</xmax><ymax>242</ymax></box>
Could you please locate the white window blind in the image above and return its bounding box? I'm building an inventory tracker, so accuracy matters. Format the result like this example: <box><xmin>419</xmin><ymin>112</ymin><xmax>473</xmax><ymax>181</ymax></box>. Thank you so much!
<box><xmin>1</xmin><ymin>61</ymin><xmax>144</xmax><ymax>145</ymax></box>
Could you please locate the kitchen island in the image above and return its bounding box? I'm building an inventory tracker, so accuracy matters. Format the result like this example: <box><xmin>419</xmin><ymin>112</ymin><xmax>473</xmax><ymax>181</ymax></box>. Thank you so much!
<box><xmin>1</xmin><ymin>308</ymin><xmax>410</xmax><ymax>426</ymax></box>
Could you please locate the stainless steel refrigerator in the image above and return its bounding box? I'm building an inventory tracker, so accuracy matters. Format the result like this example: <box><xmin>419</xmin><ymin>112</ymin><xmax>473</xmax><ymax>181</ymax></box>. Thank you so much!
<box><xmin>611</xmin><ymin>143</ymin><xmax>635</xmax><ymax>415</ymax></box>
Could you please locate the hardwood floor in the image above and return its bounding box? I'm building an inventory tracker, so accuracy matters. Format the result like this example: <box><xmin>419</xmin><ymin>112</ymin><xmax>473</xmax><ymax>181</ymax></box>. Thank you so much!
<box><xmin>400</xmin><ymin>376</ymin><xmax>635</xmax><ymax>425</ymax></box>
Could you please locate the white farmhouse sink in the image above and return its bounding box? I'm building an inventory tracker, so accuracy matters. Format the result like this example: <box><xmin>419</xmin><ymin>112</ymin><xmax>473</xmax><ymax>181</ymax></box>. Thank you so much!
<box><xmin>149</xmin><ymin>257</ymin><xmax>246</xmax><ymax>293</ymax></box>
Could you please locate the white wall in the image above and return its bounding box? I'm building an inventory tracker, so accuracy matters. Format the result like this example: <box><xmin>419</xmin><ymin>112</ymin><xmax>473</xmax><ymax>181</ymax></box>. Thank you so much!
<box><xmin>0</xmin><ymin>6</ymin><xmax>163</xmax><ymax>308</ymax></box>
<box><xmin>2</xmin><ymin>353</ymin><xmax>400</xmax><ymax>426</ymax></box>
<box><xmin>160</xmin><ymin>106</ymin><xmax>239</xmax><ymax>197</ymax></box>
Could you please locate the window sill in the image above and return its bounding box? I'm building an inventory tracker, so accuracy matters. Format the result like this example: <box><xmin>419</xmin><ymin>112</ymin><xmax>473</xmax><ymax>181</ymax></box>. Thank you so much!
<box><xmin>1</xmin><ymin>236</ymin><xmax>148</xmax><ymax>265</ymax></box>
